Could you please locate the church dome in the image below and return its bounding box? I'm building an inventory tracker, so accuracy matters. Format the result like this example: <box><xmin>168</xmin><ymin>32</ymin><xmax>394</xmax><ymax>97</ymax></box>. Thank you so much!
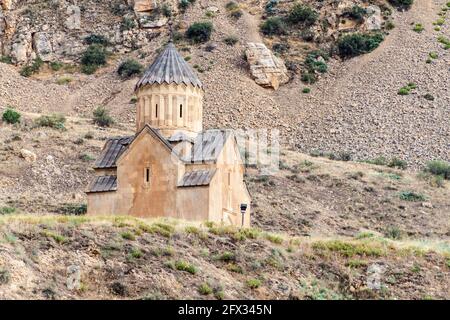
<box><xmin>135</xmin><ymin>41</ymin><xmax>203</xmax><ymax>91</ymax></box>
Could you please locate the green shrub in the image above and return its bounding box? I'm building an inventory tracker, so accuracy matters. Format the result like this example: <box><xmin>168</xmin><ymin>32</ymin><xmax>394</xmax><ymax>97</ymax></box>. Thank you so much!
<box><xmin>437</xmin><ymin>36</ymin><xmax>450</xmax><ymax>49</ymax></box>
<box><xmin>260</xmin><ymin>17</ymin><xmax>287</xmax><ymax>35</ymax></box>
<box><xmin>346</xmin><ymin>6</ymin><xmax>366</xmax><ymax>22</ymax></box>
<box><xmin>0</xmin><ymin>269</ymin><xmax>10</xmax><ymax>284</ymax></box>
<box><xmin>93</xmin><ymin>106</ymin><xmax>114</xmax><ymax>127</ymax></box>
<box><xmin>60</xmin><ymin>203</ymin><xmax>87</xmax><ymax>215</ymax></box>
<box><xmin>35</xmin><ymin>113</ymin><xmax>66</xmax><ymax>130</ymax></box>
<box><xmin>413</xmin><ymin>23</ymin><xmax>424</xmax><ymax>33</ymax></box>
<box><xmin>301</xmin><ymin>72</ymin><xmax>316</xmax><ymax>84</ymax></box>
<box><xmin>423</xmin><ymin>93</ymin><xmax>434</xmax><ymax>101</ymax></box>
<box><xmin>130</xmin><ymin>248</ymin><xmax>143</xmax><ymax>259</ymax></box>
<box><xmin>49</xmin><ymin>61</ymin><xmax>63</xmax><ymax>71</ymax></box>
<box><xmin>225</xmin><ymin>1</ymin><xmax>239</xmax><ymax>11</ymax></box>
<box><xmin>186</xmin><ymin>22</ymin><xmax>213</xmax><ymax>43</ymax></box>
<box><xmin>198</xmin><ymin>283</ymin><xmax>213</xmax><ymax>295</ymax></box>
<box><xmin>429</xmin><ymin>52</ymin><xmax>438</xmax><ymax>59</ymax></box>
<box><xmin>162</xmin><ymin>3</ymin><xmax>172</xmax><ymax>17</ymax></box>
<box><xmin>399</xmin><ymin>191</ymin><xmax>426</xmax><ymax>202</ymax></box>
<box><xmin>246</xmin><ymin>278</ymin><xmax>262</xmax><ymax>289</ymax></box>
<box><xmin>117</xmin><ymin>59</ymin><xmax>143</xmax><ymax>78</ymax></box>
<box><xmin>84</xmin><ymin>34</ymin><xmax>109</xmax><ymax>46</ymax></box>
<box><xmin>0</xmin><ymin>55</ymin><xmax>13</xmax><ymax>64</ymax></box>
<box><xmin>265</xmin><ymin>0</ymin><xmax>279</xmax><ymax>14</ymax></box>
<box><xmin>0</xmin><ymin>206</ymin><xmax>16</xmax><ymax>215</ymax></box>
<box><xmin>388</xmin><ymin>157</ymin><xmax>407</xmax><ymax>170</ymax></box>
<box><xmin>121</xmin><ymin>17</ymin><xmax>136</xmax><ymax>31</ymax></box>
<box><xmin>224</xmin><ymin>35</ymin><xmax>239</xmax><ymax>46</ymax></box>
<box><xmin>425</xmin><ymin>160</ymin><xmax>450</xmax><ymax>179</ymax></box>
<box><xmin>287</xmin><ymin>4</ymin><xmax>318</xmax><ymax>26</ymax></box>
<box><xmin>302</xmin><ymin>87</ymin><xmax>311</xmax><ymax>94</ymax></box>
<box><xmin>305</xmin><ymin>50</ymin><xmax>329</xmax><ymax>74</ymax></box>
<box><xmin>175</xmin><ymin>260</ymin><xmax>197</xmax><ymax>274</ymax></box>
<box><xmin>20</xmin><ymin>57</ymin><xmax>43</xmax><ymax>77</ymax></box>
<box><xmin>81</xmin><ymin>45</ymin><xmax>108</xmax><ymax>74</ymax></box>
<box><xmin>388</xmin><ymin>0</ymin><xmax>414</xmax><ymax>9</ymax></box>
<box><xmin>337</xmin><ymin>33</ymin><xmax>384</xmax><ymax>58</ymax></box>
<box><xmin>2</xmin><ymin>108</ymin><xmax>21</xmax><ymax>124</ymax></box>
<box><xmin>178</xmin><ymin>0</ymin><xmax>190</xmax><ymax>11</ymax></box>
<box><xmin>385</xmin><ymin>226</ymin><xmax>402</xmax><ymax>240</ymax></box>
<box><xmin>121</xmin><ymin>231</ymin><xmax>135</xmax><ymax>240</ymax></box>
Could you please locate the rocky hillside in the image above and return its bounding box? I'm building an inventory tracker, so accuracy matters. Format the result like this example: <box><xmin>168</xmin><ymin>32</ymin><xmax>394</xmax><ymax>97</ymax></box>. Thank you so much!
<box><xmin>1</xmin><ymin>0</ymin><xmax>448</xmax><ymax>167</ymax></box>
<box><xmin>0</xmin><ymin>112</ymin><xmax>449</xmax><ymax>240</ymax></box>
<box><xmin>0</xmin><ymin>215</ymin><xmax>449</xmax><ymax>299</ymax></box>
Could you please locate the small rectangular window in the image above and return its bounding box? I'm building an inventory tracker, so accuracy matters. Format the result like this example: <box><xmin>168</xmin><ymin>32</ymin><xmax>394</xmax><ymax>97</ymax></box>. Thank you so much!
<box><xmin>179</xmin><ymin>104</ymin><xmax>183</xmax><ymax>118</ymax></box>
<box><xmin>145</xmin><ymin>168</ymin><xmax>150</xmax><ymax>183</ymax></box>
<box><xmin>155</xmin><ymin>104</ymin><xmax>158</xmax><ymax>118</ymax></box>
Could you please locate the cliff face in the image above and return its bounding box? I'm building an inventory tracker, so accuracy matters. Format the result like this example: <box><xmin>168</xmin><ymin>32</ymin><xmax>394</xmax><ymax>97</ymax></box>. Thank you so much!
<box><xmin>0</xmin><ymin>0</ymin><xmax>181</xmax><ymax>64</ymax></box>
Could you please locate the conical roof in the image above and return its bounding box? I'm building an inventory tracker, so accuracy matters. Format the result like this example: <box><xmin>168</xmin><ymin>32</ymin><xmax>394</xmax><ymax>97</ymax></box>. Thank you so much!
<box><xmin>135</xmin><ymin>41</ymin><xmax>203</xmax><ymax>91</ymax></box>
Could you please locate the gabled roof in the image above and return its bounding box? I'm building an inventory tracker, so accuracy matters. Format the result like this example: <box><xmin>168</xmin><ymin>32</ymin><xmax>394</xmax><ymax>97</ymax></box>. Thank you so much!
<box><xmin>94</xmin><ymin>136</ymin><xmax>134</xmax><ymax>169</ymax></box>
<box><xmin>177</xmin><ymin>169</ymin><xmax>217</xmax><ymax>187</ymax></box>
<box><xmin>135</xmin><ymin>41</ymin><xmax>203</xmax><ymax>91</ymax></box>
<box><xmin>183</xmin><ymin>129</ymin><xmax>233</xmax><ymax>163</ymax></box>
<box><xmin>87</xmin><ymin>175</ymin><xmax>117</xmax><ymax>193</ymax></box>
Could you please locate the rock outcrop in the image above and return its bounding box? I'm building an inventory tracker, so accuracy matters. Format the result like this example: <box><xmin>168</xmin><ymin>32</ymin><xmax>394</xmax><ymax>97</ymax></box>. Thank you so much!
<box><xmin>245</xmin><ymin>43</ymin><xmax>289</xmax><ymax>90</ymax></box>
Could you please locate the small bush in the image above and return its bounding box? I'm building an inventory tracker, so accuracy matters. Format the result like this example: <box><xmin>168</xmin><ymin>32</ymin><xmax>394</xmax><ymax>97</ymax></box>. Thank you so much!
<box><xmin>2</xmin><ymin>108</ymin><xmax>21</xmax><ymax>124</ymax></box>
<box><xmin>224</xmin><ymin>36</ymin><xmax>238</xmax><ymax>46</ymax></box>
<box><xmin>215</xmin><ymin>251</ymin><xmax>236</xmax><ymax>262</ymax></box>
<box><xmin>388</xmin><ymin>0</ymin><xmax>414</xmax><ymax>9</ymax></box>
<box><xmin>162</xmin><ymin>3</ymin><xmax>172</xmax><ymax>17</ymax></box>
<box><xmin>81</xmin><ymin>45</ymin><xmax>108</xmax><ymax>74</ymax></box>
<box><xmin>264</xmin><ymin>233</ymin><xmax>283</xmax><ymax>244</ymax></box>
<box><xmin>287</xmin><ymin>4</ymin><xmax>318</xmax><ymax>26</ymax></box>
<box><xmin>50</xmin><ymin>61</ymin><xmax>64</xmax><ymax>71</ymax></box>
<box><xmin>117</xmin><ymin>59</ymin><xmax>143</xmax><ymax>78</ymax></box>
<box><xmin>186</xmin><ymin>22</ymin><xmax>213</xmax><ymax>43</ymax></box>
<box><xmin>388</xmin><ymin>157</ymin><xmax>407</xmax><ymax>170</ymax></box>
<box><xmin>246</xmin><ymin>278</ymin><xmax>262</xmax><ymax>289</ymax></box>
<box><xmin>265</xmin><ymin>0</ymin><xmax>279</xmax><ymax>14</ymax></box>
<box><xmin>337</xmin><ymin>33</ymin><xmax>384</xmax><ymax>58</ymax></box>
<box><xmin>345</xmin><ymin>5</ymin><xmax>367</xmax><ymax>22</ymax></box>
<box><xmin>413</xmin><ymin>24</ymin><xmax>424</xmax><ymax>33</ymax></box>
<box><xmin>423</xmin><ymin>93</ymin><xmax>434</xmax><ymax>101</ymax></box>
<box><xmin>60</xmin><ymin>203</ymin><xmax>87</xmax><ymax>215</ymax></box>
<box><xmin>121</xmin><ymin>17</ymin><xmax>136</xmax><ymax>31</ymax></box>
<box><xmin>121</xmin><ymin>231</ymin><xmax>135</xmax><ymax>240</ymax></box>
<box><xmin>35</xmin><ymin>114</ymin><xmax>66</xmax><ymax>130</ymax></box>
<box><xmin>130</xmin><ymin>248</ymin><xmax>143</xmax><ymax>259</ymax></box>
<box><xmin>399</xmin><ymin>191</ymin><xmax>426</xmax><ymax>202</ymax></box>
<box><xmin>302</xmin><ymin>87</ymin><xmax>311</xmax><ymax>94</ymax></box>
<box><xmin>312</xmin><ymin>240</ymin><xmax>384</xmax><ymax>257</ymax></box>
<box><xmin>385</xmin><ymin>226</ymin><xmax>402</xmax><ymax>240</ymax></box>
<box><xmin>198</xmin><ymin>283</ymin><xmax>213</xmax><ymax>295</ymax></box>
<box><xmin>429</xmin><ymin>52</ymin><xmax>438</xmax><ymax>59</ymax></box>
<box><xmin>93</xmin><ymin>106</ymin><xmax>114</xmax><ymax>127</ymax></box>
<box><xmin>20</xmin><ymin>57</ymin><xmax>43</xmax><ymax>77</ymax></box>
<box><xmin>260</xmin><ymin>17</ymin><xmax>287</xmax><ymax>35</ymax></box>
<box><xmin>0</xmin><ymin>269</ymin><xmax>10</xmax><ymax>284</ymax></box>
<box><xmin>0</xmin><ymin>55</ymin><xmax>13</xmax><ymax>64</ymax></box>
<box><xmin>175</xmin><ymin>260</ymin><xmax>197</xmax><ymax>274</ymax></box>
<box><xmin>0</xmin><ymin>206</ymin><xmax>16</xmax><ymax>215</ymax></box>
<box><xmin>84</xmin><ymin>34</ymin><xmax>109</xmax><ymax>46</ymax></box>
<box><xmin>425</xmin><ymin>160</ymin><xmax>450</xmax><ymax>179</ymax></box>
<box><xmin>398</xmin><ymin>82</ymin><xmax>416</xmax><ymax>95</ymax></box>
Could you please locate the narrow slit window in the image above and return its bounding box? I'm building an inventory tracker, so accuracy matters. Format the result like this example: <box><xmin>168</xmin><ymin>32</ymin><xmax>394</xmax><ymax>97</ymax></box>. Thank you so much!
<box><xmin>179</xmin><ymin>104</ymin><xmax>183</xmax><ymax>118</ymax></box>
<box><xmin>155</xmin><ymin>104</ymin><xmax>158</xmax><ymax>118</ymax></box>
<box><xmin>145</xmin><ymin>168</ymin><xmax>150</xmax><ymax>183</ymax></box>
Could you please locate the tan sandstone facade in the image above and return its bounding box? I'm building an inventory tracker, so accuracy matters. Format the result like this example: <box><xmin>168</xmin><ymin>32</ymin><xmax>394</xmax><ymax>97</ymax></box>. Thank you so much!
<box><xmin>86</xmin><ymin>41</ymin><xmax>251</xmax><ymax>226</ymax></box>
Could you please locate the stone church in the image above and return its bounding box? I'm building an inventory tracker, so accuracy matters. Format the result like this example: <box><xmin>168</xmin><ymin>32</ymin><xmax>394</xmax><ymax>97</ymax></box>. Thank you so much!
<box><xmin>86</xmin><ymin>40</ymin><xmax>251</xmax><ymax>226</ymax></box>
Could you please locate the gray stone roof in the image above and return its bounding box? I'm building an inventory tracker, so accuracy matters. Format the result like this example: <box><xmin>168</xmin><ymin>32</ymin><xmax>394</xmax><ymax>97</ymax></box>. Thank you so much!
<box><xmin>184</xmin><ymin>129</ymin><xmax>233</xmax><ymax>163</ymax></box>
<box><xmin>93</xmin><ymin>136</ymin><xmax>134</xmax><ymax>169</ymax></box>
<box><xmin>87</xmin><ymin>175</ymin><xmax>117</xmax><ymax>193</ymax></box>
<box><xmin>135</xmin><ymin>42</ymin><xmax>203</xmax><ymax>90</ymax></box>
<box><xmin>177</xmin><ymin>169</ymin><xmax>217</xmax><ymax>187</ymax></box>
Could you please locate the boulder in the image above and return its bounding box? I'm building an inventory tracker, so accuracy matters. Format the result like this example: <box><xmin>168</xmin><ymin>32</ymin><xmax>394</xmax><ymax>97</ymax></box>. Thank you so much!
<box><xmin>134</xmin><ymin>0</ymin><xmax>156</xmax><ymax>12</ymax></box>
<box><xmin>365</xmin><ymin>5</ymin><xmax>382</xmax><ymax>31</ymax></box>
<box><xmin>11</xmin><ymin>33</ymin><xmax>31</xmax><ymax>63</ymax></box>
<box><xmin>1</xmin><ymin>0</ymin><xmax>13</xmax><ymax>10</ymax></box>
<box><xmin>245</xmin><ymin>42</ymin><xmax>289</xmax><ymax>90</ymax></box>
<box><xmin>32</xmin><ymin>32</ymin><xmax>53</xmax><ymax>61</ymax></box>
<box><xmin>140</xmin><ymin>15</ymin><xmax>168</xmax><ymax>28</ymax></box>
<box><xmin>65</xmin><ymin>5</ymin><xmax>81</xmax><ymax>30</ymax></box>
<box><xmin>20</xmin><ymin>149</ymin><xmax>37</xmax><ymax>162</ymax></box>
